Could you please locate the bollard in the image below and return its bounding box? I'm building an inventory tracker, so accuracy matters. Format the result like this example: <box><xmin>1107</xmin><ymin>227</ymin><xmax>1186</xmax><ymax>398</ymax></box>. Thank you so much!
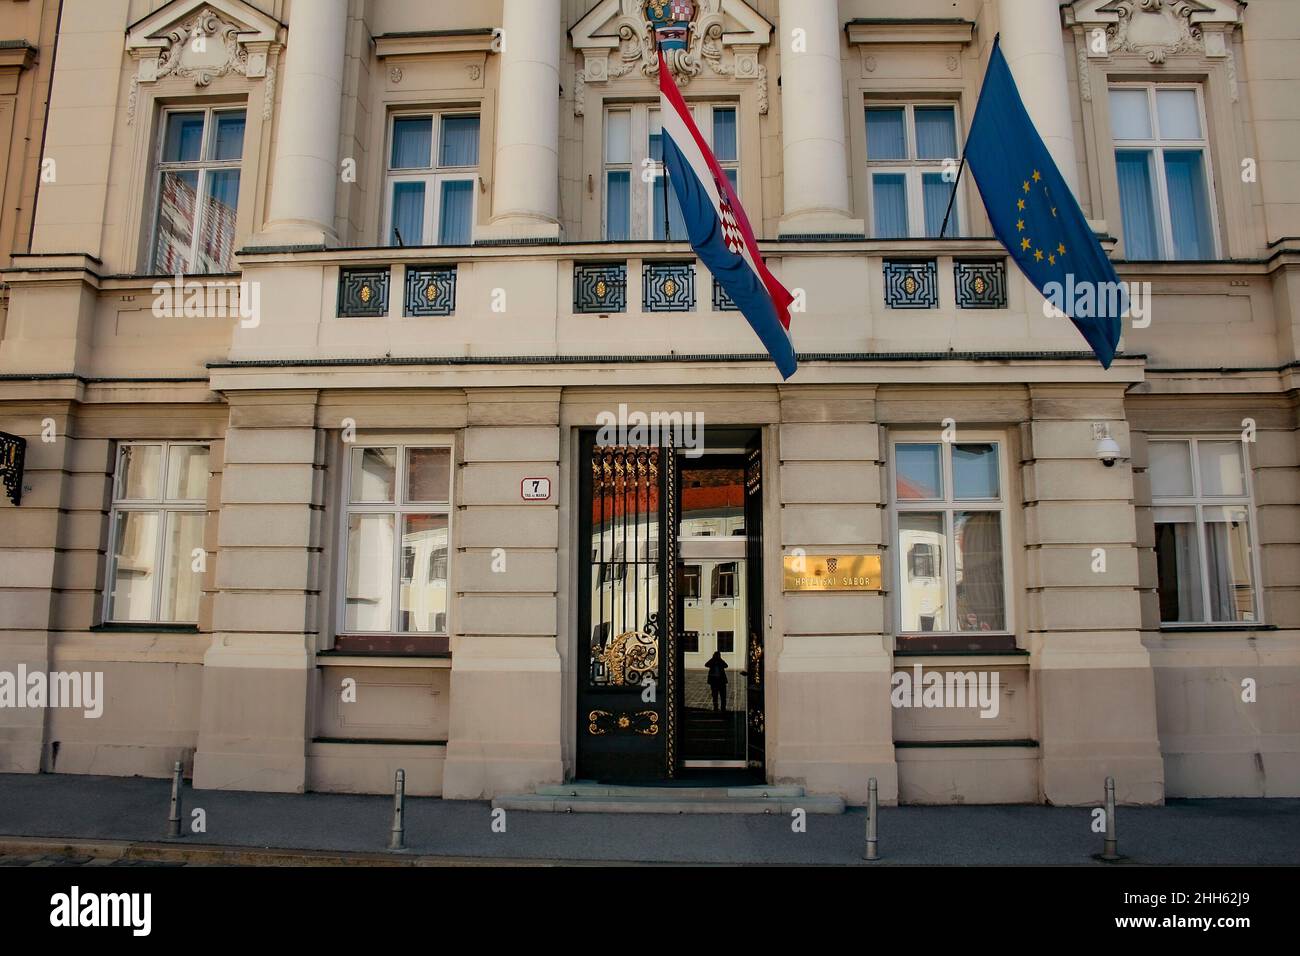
<box><xmin>864</xmin><ymin>777</ymin><xmax>879</xmax><ymax>861</ymax></box>
<box><xmin>1102</xmin><ymin>776</ymin><xmax>1119</xmax><ymax>861</ymax></box>
<box><xmin>389</xmin><ymin>768</ymin><xmax>406</xmax><ymax>850</ymax></box>
<box><xmin>167</xmin><ymin>761</ymin><xmax>183</xmax><ymax>838</ymax></box>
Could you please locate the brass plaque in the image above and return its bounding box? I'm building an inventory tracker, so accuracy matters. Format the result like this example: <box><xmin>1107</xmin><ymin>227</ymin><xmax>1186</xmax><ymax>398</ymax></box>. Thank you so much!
<box><xmin>783</xmin><ymin>554</ymin><xmax>882</xmax><ymax>592</ymax></box>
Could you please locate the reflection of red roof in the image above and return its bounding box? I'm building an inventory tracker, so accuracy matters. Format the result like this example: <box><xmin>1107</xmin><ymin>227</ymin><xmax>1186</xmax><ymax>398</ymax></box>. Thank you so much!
<box><xmin>896</xmin><ymin>476</ymin><xmax>928</xmax><ymax>499</ymax></box>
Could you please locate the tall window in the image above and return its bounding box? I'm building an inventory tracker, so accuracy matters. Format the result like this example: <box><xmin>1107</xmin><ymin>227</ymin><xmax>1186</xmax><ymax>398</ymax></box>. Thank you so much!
<box><xmin>106</xmin><ymin>442</ymin><xmax>210</xmax><ymax>623</ymax></box>
<box><xmin>892</xmin><ymin>439</ymin><xmax>1009</xmax><ymax>635</ymax></box>
<box><xmin>1110</xmin><ymin>85</ymin><xmax>1217</xmax><ymax>260</ymax></box>
<box><xmin>604</xmin><ymin>103</ymin><xmax>738</xmax><ymax>241</ymax></box>
<box><xmin>865</xmin><ymin>103</ymin><xmax>962</xmax><ymax>239</ymax></box>
<box><xmin>384</xmin><ymin>112</ymin><xmax>480</xmax><ymax>246</ymax></box>
<box><xmin>343</xmin><ymin>444</ymin><xmax>452</xmax><ymax>634</ymax></box>
<box><xmin>1150</xmin><ymin>439</ymin><xmax>1258</xmax><ymax>624</ymax></box>
<box><xmin>152</xmin><ymin>107</ymin><xmax>246</xmax><ymax>274</ymax></box>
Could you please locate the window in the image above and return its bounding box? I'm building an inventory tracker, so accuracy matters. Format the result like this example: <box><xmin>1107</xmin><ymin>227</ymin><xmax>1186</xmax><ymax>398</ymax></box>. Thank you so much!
<box><xmin>681</xmin><ymin>564</ymin><xmax>701</xmax><ymax>601</ymax></box>
<box><xmin>892</xmin><ymin>439</ymin><xmax>1009</xmax><ymax>635</ymax></box>
<box><xmin>1150</xmin><ymin>439</ymin><xmax>1258</xmax><ymax>624</ymax></box>
<box><xmin>384</xmin><ymin>112</ymin><xmax>480</xmax><ymax>246</ymax></box>
<box><xmin>604</xmin><ymin>103</ymin><xmax>738</xmax><ymax>241</ymax></box>
<box><xmin>717</xmin><ymin>630</ymin><xmax>734</xmax><ymax>653</ymax></box>
<box><xmin>865</xmin><ymin>103</ymin><xmax>962</xmax><ymax>238</ymax></box>
<box><xmin>342</xmin><ymin>444</ymin><xmax>452</xmax><ymax>634</ymax></box>
<box><xmin>712</xmin><ymin>562</ymin><xmax>737</xmax><ymax>602</ymax></box>
<box><xmin>1110</xmin><ymin>85</ymin><xmax>1217</xmax><ymax>260</ymax></box>
<box><xmin>682</xmin><ymin>630</ymin><xmax>700</xmax><ymax>653</ymax></box>
<box><xmin>151</xmin><ymin>107</ymin><xmax>246</xmax><ymax>274</ymax></box>
<box><xmin>105</xmin><ymin>442</ymin><xmax>210</xmax><ymax>623</ymax></box>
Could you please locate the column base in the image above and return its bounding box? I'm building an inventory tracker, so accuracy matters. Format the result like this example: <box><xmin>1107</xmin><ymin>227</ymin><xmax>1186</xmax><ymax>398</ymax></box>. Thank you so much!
<box><xmin>778</xmin><ymin>212</ymin><xmax>866</xmax><ymax>239</ymax></box>
<box><xmin>191</xmin><ymin>633</ymin><xmax>310</xmax><ymax>793</ymax></box>
<box><xmin>1032</xmin><ymin>631</ymin><xmax>1166</xmax><ymax>806</ymax></box>
<box><xmin>246</xmin><ymin>220</ymin><xmax>338</xmax><ymax>250</ymax></box>
<box><xmin>440</xmin><ymin>637</ymin><xmax>564</xmax><ymax>800</ymax></box>
<box><xmin>770</xmin><ymin>635</ymin><xmax>898</xmax><ymax>805</ymax></box>
<box><xmin>474</xmin><ymin>218</ymin><xmax>563</xmax><ymax>243</ymax></box>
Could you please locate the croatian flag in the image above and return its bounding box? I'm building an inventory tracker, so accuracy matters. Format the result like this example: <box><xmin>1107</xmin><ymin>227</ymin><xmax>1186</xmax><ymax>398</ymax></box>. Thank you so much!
<box><xmin>657</xmin><ymin>52</ymin><xmax>797</xmax><ymax>379</ymax></box>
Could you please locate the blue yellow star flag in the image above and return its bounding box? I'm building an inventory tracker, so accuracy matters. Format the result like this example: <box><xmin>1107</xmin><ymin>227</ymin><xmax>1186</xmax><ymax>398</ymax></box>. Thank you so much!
<box><xmin>964</xmin><ymin>36</ymin><xmax>1125</xmax><ymax>368</ymax></box>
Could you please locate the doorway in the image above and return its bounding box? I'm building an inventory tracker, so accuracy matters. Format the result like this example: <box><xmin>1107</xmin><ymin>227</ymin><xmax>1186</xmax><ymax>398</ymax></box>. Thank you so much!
<box><xmin>575</xmin><ymin>431</ymin><xmax>766</xmax><ymax>782</ymax></box>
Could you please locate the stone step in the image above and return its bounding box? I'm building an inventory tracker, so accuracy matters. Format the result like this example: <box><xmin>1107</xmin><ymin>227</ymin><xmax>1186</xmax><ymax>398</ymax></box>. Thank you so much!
<box><xmin>497</xmin><ymin>783</ymin><xmax>845</xmax><ymax>814</ymax></box>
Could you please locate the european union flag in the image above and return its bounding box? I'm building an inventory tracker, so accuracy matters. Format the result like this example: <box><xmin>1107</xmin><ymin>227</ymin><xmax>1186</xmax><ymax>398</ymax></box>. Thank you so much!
<box><xmin>964</xmin><ymin>36</ymin><xmax>1125</xmax><ymax>368</ymax></box>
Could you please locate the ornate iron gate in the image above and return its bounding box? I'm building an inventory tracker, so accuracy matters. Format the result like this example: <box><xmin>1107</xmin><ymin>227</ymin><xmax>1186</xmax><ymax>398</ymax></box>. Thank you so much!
<box><xmin>576</xmin><ymin>435</ymin><xmax>678</xmax><ymax>781</ymax></box>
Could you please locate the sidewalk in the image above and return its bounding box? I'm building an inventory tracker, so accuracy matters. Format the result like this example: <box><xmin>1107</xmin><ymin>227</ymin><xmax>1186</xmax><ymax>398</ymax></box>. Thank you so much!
<box><xmin>1</xmin><ymin>773</ymin><xmax>1297</xmax><ymax>866</ymax></box>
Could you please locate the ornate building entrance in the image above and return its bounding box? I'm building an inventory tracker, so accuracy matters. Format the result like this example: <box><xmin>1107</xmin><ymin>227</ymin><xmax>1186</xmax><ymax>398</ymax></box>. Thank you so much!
<box><xmin>576</xmin><ymin>431</ymin><xmax>765</xmax><ymax>782</ymax></box>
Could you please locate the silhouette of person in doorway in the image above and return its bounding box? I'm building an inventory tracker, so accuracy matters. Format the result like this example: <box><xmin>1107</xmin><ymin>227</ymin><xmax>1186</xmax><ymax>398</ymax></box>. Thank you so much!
<box><xmin>705</xmin><ymin>650</ymin><xmax>728</xmax><ymax>712</ymax></box>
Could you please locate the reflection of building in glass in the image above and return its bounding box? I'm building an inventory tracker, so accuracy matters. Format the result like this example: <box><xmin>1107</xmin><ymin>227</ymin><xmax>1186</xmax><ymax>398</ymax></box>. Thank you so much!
<box><xmin>400</xmin><ymin>525</ymin><xmax>448</xmax><ymax>633</ymax></box>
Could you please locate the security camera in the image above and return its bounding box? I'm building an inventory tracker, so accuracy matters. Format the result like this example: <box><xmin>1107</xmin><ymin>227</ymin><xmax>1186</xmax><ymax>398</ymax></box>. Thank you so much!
<box><xmin>1095</xmin><ymin>436</ymin><xmax>1121</xmax><ymax>467</ymax></box>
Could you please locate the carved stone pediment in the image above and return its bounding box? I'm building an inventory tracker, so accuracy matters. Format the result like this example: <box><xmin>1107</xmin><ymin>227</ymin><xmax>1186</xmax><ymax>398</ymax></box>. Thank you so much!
<box><xmin>1064</xmin><ymin>0</ymin><xmax>1243</xmax><ymax>63</ymax></box>
<box><xmin>571</xmin><ymin>0</ymin><xmax>773</xmax><ymax>115</ymax></box>
<box><xmin>125</xmin><ymin>0</ymin><xmax>284</xmax><ymax>123</ymax></box>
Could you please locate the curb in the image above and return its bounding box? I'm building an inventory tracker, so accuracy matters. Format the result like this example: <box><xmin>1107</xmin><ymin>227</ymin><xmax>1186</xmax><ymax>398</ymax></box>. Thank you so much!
<box><xmin>0</xmin><ymin>836</ymin><xmax>574</xmax><ymax>867</ymax></box>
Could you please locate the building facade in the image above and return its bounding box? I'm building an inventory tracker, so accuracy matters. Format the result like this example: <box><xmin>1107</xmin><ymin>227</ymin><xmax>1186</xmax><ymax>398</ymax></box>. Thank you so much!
<box><xmin>0</xmin><ymin>0</ymin><xmax>1297</xmax><ymax>805</ymax></box>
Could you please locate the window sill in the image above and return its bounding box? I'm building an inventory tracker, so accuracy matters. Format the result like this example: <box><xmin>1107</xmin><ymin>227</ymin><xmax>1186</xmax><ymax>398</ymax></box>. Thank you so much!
<box><xmin>894</xmin><ymin>634</ymin><xmax>1020</xmax><ymax>654</ymax></box>
<box><xmin>317</xmin><ymin>650</ymin><xmax>451</xmax><ymax>669</ymax></box>
<box><xmin>330</xmin><ymin>634</ymin><xmax>450</xmax><ymax>655</ymax></box>
<box><xmin>1157</xmin><ymin>624</ymin><xmax>1276</xmax><ymax>633</ymax></box>
<box><xmin>90</xmin><ymin>623</ymin><xmax>201</xmax><ymax>634</ymax></box>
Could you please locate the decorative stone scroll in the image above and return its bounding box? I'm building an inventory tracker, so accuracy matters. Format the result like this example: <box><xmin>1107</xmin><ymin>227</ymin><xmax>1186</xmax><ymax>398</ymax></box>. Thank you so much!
<box><xmin>125</xmin><ymin>0</ymin><xmax>283</xmax><ymax>124</ymax></box>
<box><xmin>571</xmin><ymin>0</ymin><xmax>773</xmax><ymax>115</ymax></box>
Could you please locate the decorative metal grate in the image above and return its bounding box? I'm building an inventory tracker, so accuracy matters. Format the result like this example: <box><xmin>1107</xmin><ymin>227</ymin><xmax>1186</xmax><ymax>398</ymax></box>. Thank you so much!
<box><xmin>643</xmin><ymin>262</ymin><xmax>695</xmax><ymax>312</ymax></box>
<box><xmin>712</xmin><ymin>278</ymin><xmax>738</xmax><ymax>312</ymax></box>
<box><xmin>0</xmin><ymin>431</ymin><xmax>26</xmax><ymax>506</ymax></box>
<box><xmin>404</xmin><ymin>266</ymin><xmax>457</xmax><ymax>317</ymax></box>
<box><xmin>883</xmin><ymin>259</ymin><xmax>938</xmax><ymax>309</ymax></box>
<box><xmin>337</xmin><ymin>267</ymin><xmax>390</xmax><ymax>317</ymax></box>
<box><xmin>954</xmin><ymin>259</ymin><xmax>1008</xmax><ymax>310</ymax></box>
<box><xmin>574</xmin><ymin>262</ymin><xmax>627</xmax><ymax>314</ymax></box>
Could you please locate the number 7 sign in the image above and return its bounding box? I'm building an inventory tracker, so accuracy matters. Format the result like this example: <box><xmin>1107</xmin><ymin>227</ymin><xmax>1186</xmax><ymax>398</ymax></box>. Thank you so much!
<box><xmin>521</xmin><ymin>477</ymin><xmax>551</xmax><ymax>501</ymax></box>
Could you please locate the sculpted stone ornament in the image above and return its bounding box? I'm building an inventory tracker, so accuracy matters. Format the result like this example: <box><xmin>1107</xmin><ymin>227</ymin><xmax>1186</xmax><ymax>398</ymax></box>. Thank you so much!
<box><xmin>1107</xmin><ymin>0</ymin><xmax>1205</xmax><ymax>63</ymax></box>
<box><xmin>572</xmin><ymin>0</ymin><xmax>772</xmax><ymax>114</ymax></box>
<box><xmin>156</xmin><ymin>10</ymin><xmax>249</xmax><ymax>86</ymax></box>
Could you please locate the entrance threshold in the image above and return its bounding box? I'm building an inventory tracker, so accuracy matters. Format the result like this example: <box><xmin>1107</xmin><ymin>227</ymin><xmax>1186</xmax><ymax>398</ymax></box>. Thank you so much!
<box><xmin>495</xmin><ymin>782</ymin><xmax>845</xmax><ymax>815</ymax></box>
<box><xmin>682</xmin><ymin>759</ymin><xmax>747</xmax><ymax>769</ymax></box>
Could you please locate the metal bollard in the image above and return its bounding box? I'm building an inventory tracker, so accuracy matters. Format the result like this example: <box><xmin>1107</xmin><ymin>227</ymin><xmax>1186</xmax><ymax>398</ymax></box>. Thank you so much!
<box><xmin>1102</xmin><ymin>776</ymin><xmax>1119</xmax><ymax>861</ymax></box>
<box><xmin>864</xmin><ymin>777</ymin><xmax>879</xmax><ymax>861</ymax></box>
<box><xmin>389</xmin><ymin>768</ymin><xmax>406</xmax><ymax>850</ymax></box>
<box><xmin>167</xmin><ymin>761</ymin><xmax>183</xmax><ymax>838</ymax></box>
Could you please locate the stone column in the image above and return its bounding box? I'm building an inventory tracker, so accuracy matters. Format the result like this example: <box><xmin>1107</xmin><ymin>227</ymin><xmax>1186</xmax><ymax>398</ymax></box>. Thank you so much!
<box><xmin>441</xmin><ymin>389</ymin><xmax>564</xmax><ymax>798</ymax></box>
<box><xmin>996</xmin><ymin>0</ymin><xmax>1078</xmax><ymax>192</ymax></box>
<box><xmin>477</xmin><ymin>0</ymin><xmax>562</xmax><ymax>241</ymax></box>
<box><xmin>1023</xmin><ymin>384</ymin><xmax>1164</xmax><ymax>804</ymax></box>
<box><xmin>771</xmin><ymin>388</ymin><xmax>897</xmax><ymax>804</ymax></box>
<box><xmin>259</xmin><ymin>0</ymin><xmax>348</xmax><ymax>246</ymax></box>
<box><xmin>193</xmin><ymin>391</ymin><xmax>322</xmax><ymax>792</ymax></box>
<box><xmin>777</xmin><ymin>0</ymin><xmax>863</xmax><ymax>236</ymax></box>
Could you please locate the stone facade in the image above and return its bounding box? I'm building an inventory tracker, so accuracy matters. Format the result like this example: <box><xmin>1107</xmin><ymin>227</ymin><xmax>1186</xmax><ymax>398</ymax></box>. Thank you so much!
<box><xmin>0</xmin><ymin>0</ymin><xmax>1297</xmax><ymax>805</ymax></box>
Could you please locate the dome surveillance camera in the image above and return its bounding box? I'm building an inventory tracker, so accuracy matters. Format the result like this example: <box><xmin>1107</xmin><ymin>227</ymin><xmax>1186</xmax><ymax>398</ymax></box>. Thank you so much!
<box><xmin>1096</xmin><ymin>436</ymin><xmax>1121</xmax><ymax>467</ymax></box>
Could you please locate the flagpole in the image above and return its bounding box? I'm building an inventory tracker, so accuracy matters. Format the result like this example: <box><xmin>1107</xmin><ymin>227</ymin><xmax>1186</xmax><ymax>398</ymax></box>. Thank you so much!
<box><xmin>940</xmin><ymin>33</ymin><xmax>999</xmax><ymax>240</ymax></box>
<box><xmin>939</xmin><ymin>150</ymin><xmax>967</xmax><ymax>240</ymax></box>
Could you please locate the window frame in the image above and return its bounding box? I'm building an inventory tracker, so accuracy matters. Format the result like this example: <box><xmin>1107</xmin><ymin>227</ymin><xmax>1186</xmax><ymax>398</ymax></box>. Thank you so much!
<box><xmin>1149</xmin><ymin>436</ymin><xmax>1263</xmax><ymax>627</ymax></box>
<box><xmin>602</xmin><ymin>101</ymin><xmax>739</xmax><ymax>241</ymax></box>
<box><xmin>103</xmin><ymin>440</ymin><xmax>211</xmax><ymax>625</ymax></box>
<box><xmin>336</xmin><ymin>439</ymin><xmax>455</xmax><ymax>637</ymax></box>
<box><xmin>148</xmin><ymin>105</ymin><xmax>247</xmax><ymax>275</ymax></box>
<box><xmin>381</xmin><ymin>109</ymin><xmax>481</xmax><ymax>248</ymax></box>
<box><xmin>1108</xmin><ymin>82</ymin><xmax>1221</xmax><ymax>261</ymax></box>
<box><xmin>888</xmin><ymin>432</ymin><xmax>1014</xmax><ymax>640</ymax></box>
<box><xmin>864</xmin><ymin>101</ymin><xmax>966</xmax><ymax>240</ymax></box>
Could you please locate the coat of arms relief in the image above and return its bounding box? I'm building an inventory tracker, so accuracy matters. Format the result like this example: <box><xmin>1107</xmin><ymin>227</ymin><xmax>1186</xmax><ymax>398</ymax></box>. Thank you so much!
<box><xmin>572</xmin><ymin>0</ymin><xmax>773</xmax><ymax>116</ymax></box>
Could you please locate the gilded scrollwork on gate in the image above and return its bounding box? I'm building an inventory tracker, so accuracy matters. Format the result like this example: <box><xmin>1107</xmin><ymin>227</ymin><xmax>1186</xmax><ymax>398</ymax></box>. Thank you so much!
<box><xmin>588</xmin><ymin>709</ymin><xmax>661</xmax><ymax>736</ymax></box>
<box><xmin>590</xmin><ymin>628</ymin><xmax>659</xmax><ymax>687</ymax></box>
